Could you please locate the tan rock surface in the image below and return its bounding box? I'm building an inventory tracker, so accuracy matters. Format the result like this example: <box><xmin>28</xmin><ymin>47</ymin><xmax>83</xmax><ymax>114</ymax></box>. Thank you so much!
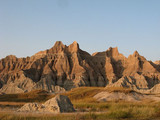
<box><xmin>0</xmin><ymin>41</ymin><xmax>160</xmax><ymax>94</ymax></box>
<box><xmin>94</xmin><ymin>91</ymin><xmax>144</xmax><ymax>102</ymax></box>
<box><xmin>106</xmin><ymin>76</ymin><xmax>138</xmax><ymax>90</ymax></box>
<box><xmin>154</xmin><ymin>61</ymin><xmax>160</xmax><ymax>65</ymax></box>
<box><xmin>17</xmin><ymin>103</ymin><xmax>42</xmax><ymax>112</ymax></box>
<box><xmin>17</xmin><ymin>95</ymin><xmax>75</xmax><ymax>113</ymax></box>
<box><xmin>43</xmin><ymin>95</ymin><xmax>75</xmax><ymax>113</ymax></box>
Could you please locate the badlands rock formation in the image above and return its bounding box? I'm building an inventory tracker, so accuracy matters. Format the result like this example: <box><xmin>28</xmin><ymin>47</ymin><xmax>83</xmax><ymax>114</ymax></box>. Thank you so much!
<box><xmin>154</xmin><ymin>61</ymin><xmax>160</xmax><ymax>65</ymax></box>
<box><xmin>0</xmin><ymin>41</ymin><xmax>160</xmax><ymax>94</ymax></box>
<box><xmin>94</xmin><ymin>91</ymin><xmax>144</xmax><ymax>102</ymax></box>
<box><xmin>18</xmin><ymin>95</ymin><xmax>75</xmax><ymax>113</ymax></box>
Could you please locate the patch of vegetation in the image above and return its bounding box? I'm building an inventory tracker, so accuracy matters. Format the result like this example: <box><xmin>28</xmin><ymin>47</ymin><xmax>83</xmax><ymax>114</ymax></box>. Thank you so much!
<box><xmin>0</xmin><ymin>87</ymin><xmax>138</xmax><ymax>103</ymax></box>
<box><xmin>0</xmin><ymin>108</ymin><xmax>159</xmax><ymax>120</ymax></box>
<box><xmin>0</xmin><ymin>90</ymin><xmax>51</xmax><ymax>103</ymax></box>
<box><xmin>0</xmin><ymin>87</ymin><xmax>160</xmax><ymax>119</ymax></box>
<box><xmin>61</xmin><ymin>87</ymin><xmax>104</xmax><ymax>102</ymax></box>
<box><xmin>105</xmin><ymin>87</ymin><xmax>136</xmax><ymax>94</ymax></box>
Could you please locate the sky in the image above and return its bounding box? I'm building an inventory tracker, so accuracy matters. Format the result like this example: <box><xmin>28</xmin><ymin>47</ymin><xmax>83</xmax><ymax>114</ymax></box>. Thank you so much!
<box><xmin>0</xmin><ymin>0</ymin><xmax>160</xmax><ymax>61</ymax></box>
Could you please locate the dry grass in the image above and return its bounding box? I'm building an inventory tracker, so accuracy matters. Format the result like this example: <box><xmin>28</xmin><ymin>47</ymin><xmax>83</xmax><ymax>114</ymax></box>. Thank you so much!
<box><xmin>60</xmin><ymin>87</ymin><xmax>104</xmax><ymax>103</ymax></box>
<box><xmin>0</xmin><ymin>102</ymin><xmax>25</xmax><ymax>106</ymax></box>
<box><xmin>0</xmin><ymin>87</ymin><xmax>137</xmax><ymax>103</ymax></box>
<box><xmin>0</xmin><ymin>103</ymin><xmax>159</xmax><ymax>120</ymax></box>
<box><xmin>0</xmin><ymin>90</ymin><xmax>51</xmax><ymax>103</ymax></box>
<box><xmin>0</xmin><ymin>87</ymin><xmax>160</xmax><ymax>119</ymax></box>
<box><xmin>105</xmin><ymin>87</ymin><xmax>136</xmax><ymax>94</ymax></box>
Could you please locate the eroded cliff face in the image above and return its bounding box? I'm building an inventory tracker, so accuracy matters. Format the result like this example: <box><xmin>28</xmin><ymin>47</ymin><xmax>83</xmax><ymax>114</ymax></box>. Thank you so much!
<box><xmin>0</xmin><ymin>41</ymin><xmax>160</xmax><ymax>93</ymax></box>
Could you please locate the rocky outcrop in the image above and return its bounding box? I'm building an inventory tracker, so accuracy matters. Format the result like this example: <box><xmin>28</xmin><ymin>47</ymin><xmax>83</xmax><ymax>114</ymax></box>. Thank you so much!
<box><xmin>106</xmin><ymin>76</ymin><xmax>138</xmax><ymax>90</ymax></box>
<box><xmin>94</xmin><ymin>91</ymin><xmax>144</xmax><ymax>102</ymax></box>
<box><xmin>43</xmin><ymin>95</ymin><xmax>75</xmax><ymax>113</ymax></box>
<box><xmin>154</xmin><ymin>61</ymin><xmax>160</xmax><ymax>65</ymax></box>
<box><xmin>148</xmin><ymin>83</ymin><xmax>160</xmax><ymax>94</ymax></box>
<box><xmin>107</xmin><ymin>73</ymin><xmax>149</xmax><ymax>91</ymax></box>
<box><xmin>0</xmin><ymin>41</ymin><xmax>160</xmax><ymax>94</ymax></box>
<box><xmin>17</xmin><ymin>95</ymin><xmax>75</xmax><ymax>113</ymax></box>
<box><xmin>17</xmin><ymin>103</ymin><xmax>42</xmax><ymax>112</ymax></box>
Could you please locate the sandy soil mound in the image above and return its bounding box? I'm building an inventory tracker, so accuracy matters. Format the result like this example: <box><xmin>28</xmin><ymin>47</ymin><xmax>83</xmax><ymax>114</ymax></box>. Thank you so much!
<box><xmin>17</xmin><ymin>103</ymin><xmax>42</xmax><ymax>112</ymax></box>
<box><xmin>94</xmin><ymin>91</ymin><xmax>144</xmax><ymax>102</ymax></box>
<box><xmin>17</xmin><ymin>95</ymin><xmax>75</xmax><ymax>113</ymax></box>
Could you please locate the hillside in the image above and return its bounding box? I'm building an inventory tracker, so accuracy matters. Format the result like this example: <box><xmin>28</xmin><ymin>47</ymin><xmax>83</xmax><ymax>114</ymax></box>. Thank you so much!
<box><xmin>1</xmin><ymin>87</ymin><xmax>160</xmax><ymax>120</ymax></box>
<box><xmin>0</xmin><ymin>41</ymin><xmax>160</xmax><ymax>94</ymax></box>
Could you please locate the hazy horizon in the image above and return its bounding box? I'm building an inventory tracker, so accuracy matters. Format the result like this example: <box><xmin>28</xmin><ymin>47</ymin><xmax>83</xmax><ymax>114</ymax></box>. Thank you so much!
<box><xmin>0</xmin><ymin>0</ymin><xmax>160</xmax><ymax>61</ymax></box>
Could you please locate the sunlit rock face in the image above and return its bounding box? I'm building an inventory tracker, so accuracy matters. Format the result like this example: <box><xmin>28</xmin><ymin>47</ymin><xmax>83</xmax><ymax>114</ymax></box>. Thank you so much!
<box><xmin>17</xmin><ymin>95</ymin><xmax>75</xmax><ymax>113</ymax></box>
<box><xmin>0</xmin><ymin>41</ymin><xmax>160</xmax><ymax>94</ymax></box>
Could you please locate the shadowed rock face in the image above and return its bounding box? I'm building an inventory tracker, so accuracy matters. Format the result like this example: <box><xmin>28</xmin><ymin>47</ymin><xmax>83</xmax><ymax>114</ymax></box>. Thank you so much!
<box><xmin>0</xmin><ymin>41</ymin><xmax>160</xmax><ymax>93</ymax></box>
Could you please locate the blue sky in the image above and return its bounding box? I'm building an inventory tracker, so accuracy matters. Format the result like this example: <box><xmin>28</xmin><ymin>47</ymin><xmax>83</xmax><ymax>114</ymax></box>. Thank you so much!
<box><xmin>0</xmin><ymin>0</ymin><xmax>160</xmax><ymax>61</ymax></box>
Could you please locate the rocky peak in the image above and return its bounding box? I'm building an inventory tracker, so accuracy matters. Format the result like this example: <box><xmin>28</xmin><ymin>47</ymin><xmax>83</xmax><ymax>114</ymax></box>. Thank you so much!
<box><xmin>5</xmin><ymin>55</ymin><xmax>17</xmax><ymax>60</ymax></box>
<box><xmin>128</xmin><ymin>51</ymin><xmax>143</xmax><ymax>60</ymax></box>
<box><xmin>49</xmin><ymin>41</ymin><xmax>66</xmax><ymax>53</ymax></box>
<box><xmin>106</xmin><ymin>47</ymin><xmax>119</xmax><ymax>57</ymax></box>
<box><xmin>0</xmin><ymin>41</ymin><xmax>160</xmax><ymax>94</ymax></box>
<box><xmin>68</xmin><ymin>41</ymin><xmax>79</xmax><ymax>53</ymax></box>
<box><xmin>54</xmin><ymin>41</ymin><xmax>64</xmax><ymax>47</ymax></box>
<box><xmin>133</xmin><ymin>51</ymin><xmax>140</xmax><ymax>57</ymax></box>
<box><xmin>131</xmin><ymin>51</ymin><xmax>146</xmax><ymax>62</ymax></box>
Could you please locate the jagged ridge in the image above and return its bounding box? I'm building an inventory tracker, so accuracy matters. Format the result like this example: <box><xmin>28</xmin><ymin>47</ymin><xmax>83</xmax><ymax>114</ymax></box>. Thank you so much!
<box><xmin>0</xmin><ymin>41</ymin><xmax>160</xmax><ymax>94</ymax></box>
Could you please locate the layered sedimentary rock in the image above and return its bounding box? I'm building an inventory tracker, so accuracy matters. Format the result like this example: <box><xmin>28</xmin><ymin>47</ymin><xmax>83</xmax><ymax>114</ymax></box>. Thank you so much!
<box><xmin>17</xmin><ymin>95</ymin><xmax>75</xmax><ymax>113</ymax></box>
<box><xmin>94</xmin><ymin>91</ymin><xmax>144</xmax><ymax>102</ymax></box>
<box><xmin>154</xmin><ymin>61</ymin><xmax>160</xmax><ymax>65</ymax></box>
<box><xmin>0</xmin><ymin>41</ymin><xmax>160</xmax><ymax>93</ymax></box>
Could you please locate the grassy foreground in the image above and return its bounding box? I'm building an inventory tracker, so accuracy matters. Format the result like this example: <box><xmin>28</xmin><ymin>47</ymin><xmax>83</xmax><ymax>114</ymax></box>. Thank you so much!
<box><xmin>0</xmin><ymin>104</ymin><xmax>159</xmax><ymax>120</ymax></box>
<box><xmin>0</xmin><ymin>87</ymin><xmax>160</xmax><ymax>120</ymax></box>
